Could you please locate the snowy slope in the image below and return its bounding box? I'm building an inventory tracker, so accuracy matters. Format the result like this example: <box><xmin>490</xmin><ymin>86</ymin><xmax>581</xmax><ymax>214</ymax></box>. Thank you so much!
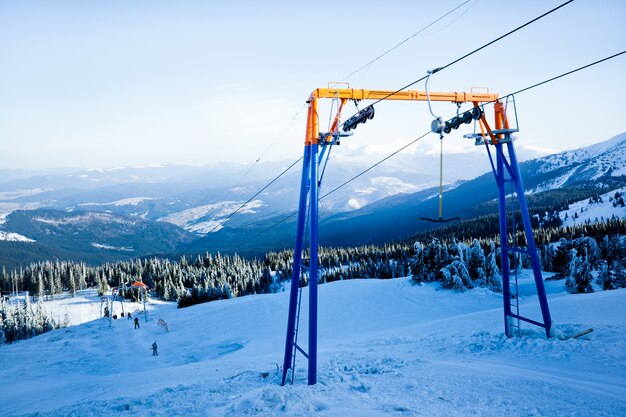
<box><xmin>1</xmin><ymin>274</ymin><xmax>625</xmax><ymax>417</ymax></box>
<box><xmin>0</xmin><ymin>209</ymin><xmax>195</xmax><ymax>267</ymax></box>
<box><xmin>160</xmin><ymin>200</ymin><xmax>265</xmax><ymax>234</ymax></box>
<box><xmin>5</xmin><ymin>289</ymin><xmax>169</xmax><ymax>328</ymax></box>
<box><xmin>559</xmin><ymin>186</ymin><xmax>626</xmax><ymax>227</ymax></box>
<box><xmin>0</xmin><ymin>231</ymin><xmax>35</xmax><ymax>242</ymax></box>
<box><xmin>78</xmin><ymin>197</ymin><xmax>158</xmax><ymax>207</ymax></box>
<box><xmin>532</xmin><ymin>132</ymin><xmax>626</xmax><ymax>192</ymax></box>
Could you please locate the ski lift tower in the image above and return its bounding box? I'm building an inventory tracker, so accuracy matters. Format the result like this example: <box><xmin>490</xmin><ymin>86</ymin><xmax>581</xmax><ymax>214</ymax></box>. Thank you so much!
<box><xmin>463</xmin><ymin>95</ymin><xmax>552</xmax><ymax>339</ymax></box>
<box><xmin>281</xmin><ymin>86</ymin><xmax>552</xmax><ymax>386</ymax></box>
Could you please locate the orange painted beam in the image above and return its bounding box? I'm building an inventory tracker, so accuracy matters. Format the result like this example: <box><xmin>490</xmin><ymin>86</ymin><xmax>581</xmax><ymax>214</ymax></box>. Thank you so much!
<box><xmin>312</xmin><ymin>88</ymin><xmax>498</xmax><ymax>103</ymax></box>
<box><xmin>305</xmin><ymin>88</ymin><xmax>501</xmax><ymax>145</ymax></box>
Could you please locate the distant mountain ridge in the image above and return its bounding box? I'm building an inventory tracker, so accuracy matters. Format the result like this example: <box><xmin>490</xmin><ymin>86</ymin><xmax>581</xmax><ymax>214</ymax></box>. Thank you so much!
<box><xmin>193</xmin><ymin>132</ymin><xmax>626</xmax><ymax>255</ymax></box>
<box><xmin>0</xmin><ymin>133</ymin><xmax>624</xmax><ymax>266</ymax></box>
<box><xmin>529</xmin><ymin>132</ymin><xmax>626</xmax><ymax>192</ymax></box>
<box><xmin>0</xmin><ymin>144</ymin><xmax>547</xmax><ymax>235</ymax></box>
<box><xmin>0</xmin><ymin>209</ymin><xmax>195</xmax><ymax>268</ymax></box>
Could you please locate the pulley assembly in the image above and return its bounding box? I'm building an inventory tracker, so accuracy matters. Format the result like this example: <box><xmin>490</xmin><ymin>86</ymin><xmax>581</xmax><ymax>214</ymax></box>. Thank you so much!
<box><xmin>342</xmin><ymin>105</ymin><xmax>375</xmax><ymax>132</ymax></box>
<box><xmin>433</xmin><ymin>106</ymin><xmax>483</xmax><ymax>135</ymax></box>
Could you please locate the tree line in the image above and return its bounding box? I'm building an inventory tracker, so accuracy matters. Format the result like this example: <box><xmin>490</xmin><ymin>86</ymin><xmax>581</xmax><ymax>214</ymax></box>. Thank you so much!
<box><xmin>1</xmin><ymin>218</ymin><xmax>625</xmax><ymax>344</ymax></box>
<box><xmin>0</xmin><ymin>297</ymin><xmax>63</xmax><ymax>344</ymax></box>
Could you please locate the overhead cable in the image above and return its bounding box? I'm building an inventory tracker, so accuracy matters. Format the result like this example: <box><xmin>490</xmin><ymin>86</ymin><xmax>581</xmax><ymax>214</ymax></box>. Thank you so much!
<box><xmin>188</xmin><ymin>0</ymin><xmax>578</xmax><ymax>254</ymax></box>
<box><xmin>504</xmin><ymin>49</ymin><xmax>626</xmax><ymax>99</ymax></box>
<box><xmin>181</xmin><ymin>2</ymin><xmax>485</xmax><ymax>256</ymax></box>
<box><xmin>180</xmin><ymin>156</ymin><xmax>303</xmax><ymax>255</ymax></box>
<box><xmin>234</xmin><ymin>47</ymin><xmax>625</xmax><ymax>252</ymax></box>
<box><xmin>216</xmin><ymin>0</ymin><xmax>475</xmax><ymax>198</ymax></box>
<box><xmin>339</xmin><ymin>0</ymin><xmax>574</xmax><ymax>128</ymax></box>
<box><xmin>340</xmin><ymin>0</ymin><xmax>474</xmax><ymax>81</ymax></box>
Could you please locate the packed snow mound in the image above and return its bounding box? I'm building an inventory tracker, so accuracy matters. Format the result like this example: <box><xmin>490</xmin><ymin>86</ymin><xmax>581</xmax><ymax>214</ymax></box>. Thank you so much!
<box><xmin>0</xmin><ymin>274</ymin><xmax>625</xmax><ymax>416</ymax></box>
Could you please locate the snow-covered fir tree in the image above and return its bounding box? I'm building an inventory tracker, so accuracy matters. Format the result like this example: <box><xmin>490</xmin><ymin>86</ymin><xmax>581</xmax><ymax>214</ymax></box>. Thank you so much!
<box><xmin>566</xmin><ymin>248</ymin><xmax>594</xmax><ymax>294</ymax></box>
<box><xmin>596</xmin><ymin>260</ymin><xmax>613</xmax><ymax>290</ymax></box>
<box><xmin>467</xmin><ymin>239</ymin><xmax>487</xmax><ymax>286</ymax></box>
<box><xmin>485</xmin><ymin>241</ymin><xmax>501</xmax><ymax>292</ymax></box>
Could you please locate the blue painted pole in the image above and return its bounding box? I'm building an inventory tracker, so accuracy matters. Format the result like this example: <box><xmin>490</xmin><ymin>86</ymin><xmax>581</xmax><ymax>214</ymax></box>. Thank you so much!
<box><xmin>308</xmin><ymin>143</ymin><xmax>319</xmax><ymax>386</ymax></box>
<box><xmin>496</xmin><ymin>143</ymin><xmax>512</xmax><ymax>337</ymax></box>
<box><xmin>282</xmin><ymin>145</ymin><xmax>311</xmax><ymax>385</ymax></box>
<box><xmin>506</xmin><ymin>142</ymin><xmax>552</xmax><ymax>337</ymax></box>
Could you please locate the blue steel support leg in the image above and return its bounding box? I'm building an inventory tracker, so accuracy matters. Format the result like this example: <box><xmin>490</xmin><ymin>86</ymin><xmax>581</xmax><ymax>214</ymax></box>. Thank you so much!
<box><xmin>506</xmin><ymin>142</ymin><xmax>552</xmax><ymax>337</ymax></box>
<box><xmin>496</xmin><ymin>143</ymin><xmax>512</xmax><ymax>337</ymax></box>
<box><xmin>308</xmin><ymin>143</ymin><xmax>319</xmax><ymax>386</ymax></box>
<box><xmin>282</xmin><ymin>146</ymin><xmax>311</xmax><ymax>385</ymax></box>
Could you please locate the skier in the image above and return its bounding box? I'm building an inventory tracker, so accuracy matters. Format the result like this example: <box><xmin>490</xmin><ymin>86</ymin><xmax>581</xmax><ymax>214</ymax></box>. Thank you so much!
<box><xmin>152</xmin><ymin>341</ymin><xmax>158</xmax><ymax>356</ymax></box>
<box><xmin>127</xmin><ymin>312</ymin><xmax>132</xmax><ymax>320</ymax></box>
<box><xmin>134</xmin><ymin>317</ymin><xmax>140</xmax><ymax>329</ymax></box>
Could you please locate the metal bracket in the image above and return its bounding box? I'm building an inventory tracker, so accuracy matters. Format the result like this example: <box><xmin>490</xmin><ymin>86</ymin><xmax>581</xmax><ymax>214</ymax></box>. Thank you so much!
<box><xmin>464</xmin><ymin>129</ymin><xmax>519</xmax><ymax>146</ymax></box>
<box><xmin>319</xmin><ymin>131</ymin><xmax>353</xmax><ymax>146</ymax></box>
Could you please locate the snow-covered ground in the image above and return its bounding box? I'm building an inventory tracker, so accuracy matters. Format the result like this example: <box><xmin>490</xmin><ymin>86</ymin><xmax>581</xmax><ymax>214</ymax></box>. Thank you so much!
<box><xmin>91</xmin><ymin>243</ymin><xmax>134</xmax><ymax>251</ymax></box>
<box><xmin>0</xmin><ymin>231</ymin><xmax>35</xmax><ymax>242</ymax></box>
<box><xmin>159</xmin><ymin>200</ymin><xmax>264</xmax><ymax>234</ymax></box>
<box><xmin>78</xmin><ymin>197</ymin><xmax>158</xmax><ymax>207</ymax></box>
<box><xmin>559</xmin><ymin>186</ymin><xmax>626</xmax><ymax>227</ymax></box>
<box><xmin>1</xmin><ymin>273</ymin><xmax>625</xmax><ymax>417</ymax></box>
<box><xmin>22</xmin><ymin>289</ymin><xmax>168</xmax><ymax>327</ymax></box>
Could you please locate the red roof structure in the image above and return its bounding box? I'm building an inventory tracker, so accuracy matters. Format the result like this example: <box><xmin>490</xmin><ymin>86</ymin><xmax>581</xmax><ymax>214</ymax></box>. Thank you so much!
<box><xmin>131</xmin><ymin>281</ymin><xmax>148</xmax><ymax>288</ymax></box>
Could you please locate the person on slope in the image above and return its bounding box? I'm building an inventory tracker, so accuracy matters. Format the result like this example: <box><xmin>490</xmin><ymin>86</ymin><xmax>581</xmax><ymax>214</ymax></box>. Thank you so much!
<box><xmin>152</xmin><ymin>341</ymin><xmax>158</xmax><ymax>356</ymax></box>
<box><xmin>134</xmin><ymin>317</ymin><xmax>140</xmax><ymax>329</ymax></box>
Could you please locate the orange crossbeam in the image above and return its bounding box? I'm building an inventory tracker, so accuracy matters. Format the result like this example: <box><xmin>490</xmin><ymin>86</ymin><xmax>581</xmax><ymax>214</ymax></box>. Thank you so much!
<box><xmin>312</xmin><ymin>88</ymin><xmax>499</xmax><ymax>103</ymax></box>
<box><xmin>305</xmin><ymin>88</ymin><xmax>502</xmax><ymax>145</ymax></box>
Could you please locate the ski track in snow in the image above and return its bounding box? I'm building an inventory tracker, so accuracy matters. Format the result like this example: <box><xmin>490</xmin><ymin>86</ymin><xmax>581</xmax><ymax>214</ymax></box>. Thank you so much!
<box><xmin>0</xmin><ymin>274</ymin><xmax>625</xmax><ymax>417</ymax></box>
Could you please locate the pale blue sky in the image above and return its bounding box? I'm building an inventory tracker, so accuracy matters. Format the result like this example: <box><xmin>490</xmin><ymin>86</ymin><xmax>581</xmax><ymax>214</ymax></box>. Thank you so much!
<box><xmin>1</xmin><ymin>0</ymin><xmax>625</xmax><ymax>169</ymax></box>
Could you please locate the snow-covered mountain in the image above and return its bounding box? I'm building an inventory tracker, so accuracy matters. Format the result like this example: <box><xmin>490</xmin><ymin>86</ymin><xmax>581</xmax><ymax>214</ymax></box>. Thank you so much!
<box><xmin>159</xmin><ymin>200</ymin><xmax>265</xmax><ymax>234</ymax></box>
<box><xmin>1</xmin><ymin>274</ymin><xmax>625</xmax><ymax>416</ymax></box>
<box><xmin>538</xmin><ymin>132</ymin><xmax>626</xmax><ymax>175</ymax></box>
<box><xmin>530</xmin><ymin>132</ymin><xmax>626</xmax><ymax>192</ymax></box>
<box><xmin>0</xmin><ymin>230</ymin><xmax>34</xmax><ymax>242</ymax></box>
<box><xmin>193</xmin><ymin>132</ymin><xmax>626</xmax><ymax>254</ymax></box>
<box><xmin>0</xmin><ymin>143</ymin><xmax>547</xmax><ymax>236</ymax></box>
<box><xmin>557</xmin><ymin>187</ymin><xmax>626</xmax><ymax>227</ymax></box>
<box><xmin>0</xmin><ymin>133</ymin><xmax>624</xmax><ymax>263</ymax></box>
<box><xmin>0</xmin><ymin>209</ymin><xmax>195</xmax><ymax>267</ymax></box>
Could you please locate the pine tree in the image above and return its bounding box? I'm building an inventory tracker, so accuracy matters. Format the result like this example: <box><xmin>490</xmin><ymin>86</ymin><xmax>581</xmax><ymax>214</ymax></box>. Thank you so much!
<box><xmin>421</xmin><ymin>239</ymin><xmax>443</xmax><ymax>282</ymax></box>
<box><xmin>410</xmin><ymin>242</ymin><xmax>426</xmax><ymax>283</ymax></box>
<box><xmin>453</xmin><ymin>259</ymin><xmax>473</xmax><ymax>289</ymax></box>
<box><xmin>566</xmin><ymin>249</ymin><xmax>593</xmax><ymax>294</ymax></box>
<box><xmin>69</xmin><ymin>269</ymin><xmax>76</xmax><ymax>297</ymax></box>
<box><xmin>576</xmin><ymin>251</ymin><xmax>594</xmax><ymax>293</ymax></box>
<box><xmin>542</xmin><ymin>243</ymin><xmax>555</xmax><ymax>272</ymax></box>
<box><xmin>163</xmin><ymin>278</ymin><xmax>172</xmax><ymax>301</ymax></box>
<box><xmin>97</xmin><ymin>272</ymin><xmax>109</xmax><ymax>296</ymax></box>
<box><xmin>441</xmin><ymin>264</ymin><xmax>465</xmax><ymax>292</ymax></box>
<box><xmin>613</xmin><ymin>260</ymin><xmax>626</xmax><ymax>289</ymax></box>
<box><xmin>37</xmin><ymin>273</ymin><xmax>44</xmax><ymax>301</ymax></box>
<box><xmin>468</xmin><ymin>239</ymin><xmax>487</xmax><ymax>285</ymax></box>
<box><xmin>0</xmin><ymin>314</ymin><xmax>5</xmax><ymax>344</ymax></box>
<box><xmin>553</xmin><ymin>239</ymin><xmax>573</xmax><ymax>279</ymax></box>
<box><xmin>596</xmin><ymin>260</ymin><xmax>614</xmax><ymax>290</ymax></box>
<box><xmin>485</xmin><ymin>241</ymin><xmax>501</xmax><ymax>292</ymax></box>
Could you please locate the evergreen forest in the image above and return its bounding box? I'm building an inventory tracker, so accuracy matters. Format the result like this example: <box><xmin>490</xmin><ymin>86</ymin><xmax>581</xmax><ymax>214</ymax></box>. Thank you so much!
<box><xmin>1</xmin><ymin>217</ymin><xmax>625</xmax><ymax>344</ymax></box>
